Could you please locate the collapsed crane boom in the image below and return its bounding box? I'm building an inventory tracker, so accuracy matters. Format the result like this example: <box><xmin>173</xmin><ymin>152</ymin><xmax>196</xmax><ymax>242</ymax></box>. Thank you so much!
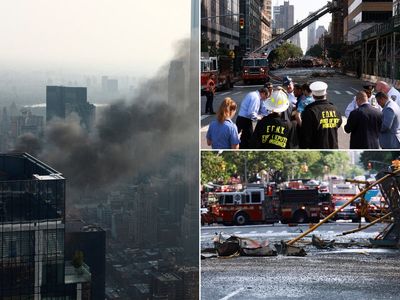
<box><xmin>251</xmin><ymin>1</ymin><xmax>340</xmax><ymax>57</ymax></box>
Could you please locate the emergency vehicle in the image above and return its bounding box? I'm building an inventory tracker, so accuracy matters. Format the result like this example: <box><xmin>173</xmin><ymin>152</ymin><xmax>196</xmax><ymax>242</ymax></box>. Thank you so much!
<box><xmin>241</xmin><ymin>54</ymin><xmax>270</xmax><ymax>84</ymax></box>
<box><xmin>200</xmin><ymin>56</ymin><xmax>235</xmax><ymax>92</ymax></box>
<box><xmin>206</xmin><ymin>186</ymin><xmax>328</xmax><ymax>225</ymax></box>
<box><xmin>330</xmin><ymin>183</ymin><xmax>358</xmax><ymax>203</ymax></box>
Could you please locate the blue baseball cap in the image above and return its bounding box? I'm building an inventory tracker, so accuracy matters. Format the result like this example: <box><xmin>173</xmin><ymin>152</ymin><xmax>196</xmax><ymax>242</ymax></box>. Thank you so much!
<box><xmin>282</xmin><ymin>76</ymin><xmax>293</xmax><ymax>85</ymax></box>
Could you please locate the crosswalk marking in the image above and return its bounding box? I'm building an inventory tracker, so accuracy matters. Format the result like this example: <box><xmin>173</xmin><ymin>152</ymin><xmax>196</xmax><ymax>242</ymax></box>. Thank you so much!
<box><xmin>350</xmin><ymin>87</ymin><xmax>359</xmax><ymax>93</ymax></box>
<box><xmin>232</xmin><ymin>91</ymin><xmax>241</xmax><ymax>95</ymax></box>
<box><xmin>219</xmin><ymin>92</ymin><xmax>230</xmax><ymax>96</ymax></box>
<box><xmin>333</xmin><ymin>90</ymin><xmax>341</xmax><ymax>94</ymax></box>
<box><xmin>346</xmin><ymin>91</ymin><xmax>353</xmax><ymax>95</ymax></box>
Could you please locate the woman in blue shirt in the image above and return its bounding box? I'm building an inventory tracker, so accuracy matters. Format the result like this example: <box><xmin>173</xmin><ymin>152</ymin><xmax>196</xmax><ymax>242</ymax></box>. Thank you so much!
<box><xmin>206</xmin><ymin>97</ymin><xmax>241</xmax><ymax>149</ymax></box>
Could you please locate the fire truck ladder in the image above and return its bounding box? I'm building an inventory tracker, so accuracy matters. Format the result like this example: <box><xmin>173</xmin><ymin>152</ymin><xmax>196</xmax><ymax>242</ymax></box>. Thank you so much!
<box><xmin>251</xmin><ymin>1</ymin><xmax>340</xmax><ymax>57</ymax></box>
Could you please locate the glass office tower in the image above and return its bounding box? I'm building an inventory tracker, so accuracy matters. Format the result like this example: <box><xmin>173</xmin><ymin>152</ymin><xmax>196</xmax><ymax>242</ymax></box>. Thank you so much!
<box><xmin>0</xmin><ymin>153</ymin><xmax>90</xmax><ymax>299</ymax></box>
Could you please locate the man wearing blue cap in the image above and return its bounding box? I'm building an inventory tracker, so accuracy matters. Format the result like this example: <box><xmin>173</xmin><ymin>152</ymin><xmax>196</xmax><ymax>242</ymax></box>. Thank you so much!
<box><xmin>300</xmin><ymin>81</ymin><xmax>342</xmax><ymax>149</ymax></box>
<box><xmin>282</xmin><ymin>76</ymin><xmax>297</xmax><ymax>105</ymax></box>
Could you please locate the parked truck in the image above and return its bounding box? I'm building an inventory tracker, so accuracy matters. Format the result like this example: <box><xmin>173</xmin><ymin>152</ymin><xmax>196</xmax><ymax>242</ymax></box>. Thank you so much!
<box><xmin>204</xmin><ymin>187</ymin><xmax>331</xmax><ymax>225</ymax></box>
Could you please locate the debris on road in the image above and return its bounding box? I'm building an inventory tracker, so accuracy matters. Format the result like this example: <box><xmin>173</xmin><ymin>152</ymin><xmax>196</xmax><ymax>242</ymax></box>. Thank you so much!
<box><xmin>312</xmin><ymin>235</ymin><xmax>335</xmax><ymax>249</ymax></box>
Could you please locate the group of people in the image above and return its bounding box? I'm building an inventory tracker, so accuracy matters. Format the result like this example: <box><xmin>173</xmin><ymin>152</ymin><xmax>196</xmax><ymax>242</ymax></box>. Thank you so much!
<box><xmin>206</xmin><ymin>76</ymin><xmax>400</xmax><ymax>150</ymax></box>
<box><xmin>344</xmin><ymin>81</ymin><xmax>400</xmax><ymax>149</ymax></box>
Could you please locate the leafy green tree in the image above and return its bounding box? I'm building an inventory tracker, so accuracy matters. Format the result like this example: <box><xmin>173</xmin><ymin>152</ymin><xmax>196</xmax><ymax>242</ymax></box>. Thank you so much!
<box><xmin>269</xmin><ymin>42</ymin><xmax>303</xmax><ymax>65</ymax></box>
<box><xmin>201</xmin><ymin>152</ymin><xmax>230</xmax><ymax>184</ymax></box>
<box><xmin>306</xmin><ymin>44</ymin><xmax>323</xmax><ymax>58</ymax></box>
<box><xmin>327</xmin><ymin>43</ymin><xmax>345</xmax><ymax>60</ymax></box>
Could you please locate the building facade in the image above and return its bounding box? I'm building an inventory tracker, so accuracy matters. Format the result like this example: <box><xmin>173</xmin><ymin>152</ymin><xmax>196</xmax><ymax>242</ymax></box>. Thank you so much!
<box><xmin>331</xmin><ymin>0</ymin><xmax>347</xmax><ymax>44</ymax></box>
<box><xmin>395</xmin><ymin>0</ymin><xmax>400</xmax><ymax>16</ymax></box>
<box><xmin>307</xmin><ymin>18</ymin><xmax>316</xmax><ymax>50</ymax></box>
<box><xmin>272</xmin><ymin>1</ymin><xmax>300</xmax><ymax>47</ymax></box>
<box><xmin>0</xmin><ymin>153</ymin><xmax>91</xmax><ymax>299</ymax></box>
<box><xmin>344</xmin><ymin>0</ymin><xmax>393</xmax><ymax>42</ymax></box>
<box><xmin>239</xmin><ymin>0</ymin><xmax>263</xmax><ymax>53</ymax></box>
<box><xmin>261</xmin><ymin>0</ymin><xmax>273</xmax><ymax>46</ymax></box>
<box><xmin>201</xmin><ymin>0</ymin><xmax>240</xmax><ymax>52</ymax></box>
<box><xmin>46</xmin><ymin>86</ymin><xmax>95</xmax><ymax>131</ymax></box>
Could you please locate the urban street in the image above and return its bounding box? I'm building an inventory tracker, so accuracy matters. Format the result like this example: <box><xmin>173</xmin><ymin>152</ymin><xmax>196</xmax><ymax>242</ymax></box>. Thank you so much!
<box><xmin>201</xmin><ymin>68</ymin><xmax>369</xmax><ymax>149</ymax></box>
<box><xmin>201</xmin><ymin>223</ymin><xmax>400</xmax><ymax>300</ymax></box>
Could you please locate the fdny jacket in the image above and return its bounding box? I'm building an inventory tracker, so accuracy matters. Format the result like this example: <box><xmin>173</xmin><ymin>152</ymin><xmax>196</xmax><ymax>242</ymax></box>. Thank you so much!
<box><xmin>300</xmin><ymin>100</ymin><xmax>342</xmax><ymax>149</ymax></box>
<box><xmin>250</xmin><ymin>113</ymin><xmax>298</xmax><ymax>149</ymax></box>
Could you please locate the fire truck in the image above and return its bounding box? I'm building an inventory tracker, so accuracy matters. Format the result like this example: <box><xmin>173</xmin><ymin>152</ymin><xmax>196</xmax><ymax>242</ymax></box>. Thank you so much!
<box><xmin>241</xmin><ymin>55</ymin><xmax>270</xmax><ymax>84</ymax></box>
<box><xmin>200</xmin><ymin>56</ymin><xmax>235</xmax><ymax>93</ymax></box>
<box><xmin>207</xmin><ymin>187</ymin><xmax>329</xmax><ymax>225</ymax></box>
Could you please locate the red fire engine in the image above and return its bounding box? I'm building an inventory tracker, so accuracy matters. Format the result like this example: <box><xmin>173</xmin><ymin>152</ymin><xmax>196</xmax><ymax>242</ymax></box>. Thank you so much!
<box><xmin>241</xmin><ymin>55</ymin><xmax>270</xmax><ymax>84</ymax></box>
<box><xmin>206</xmin><ymin>187</ymin><xmax>330</xmax><ymax>225</ymax></box>
<box><xmin>201</xmin><ymin>56</ymin><xmax>235</xmax><ymax>93</ymax></box>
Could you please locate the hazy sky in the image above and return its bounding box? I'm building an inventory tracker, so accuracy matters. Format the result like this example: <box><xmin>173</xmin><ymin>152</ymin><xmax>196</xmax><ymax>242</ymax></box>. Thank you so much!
<box><xmin>272</xmin><ymin>0</ymin><xmax>332</xmax><ymax>52</ymax></box>
<box><xmin>0</xmin><ymin>0</ymin><xmax>191</xmax><ymax>76</ymax></box>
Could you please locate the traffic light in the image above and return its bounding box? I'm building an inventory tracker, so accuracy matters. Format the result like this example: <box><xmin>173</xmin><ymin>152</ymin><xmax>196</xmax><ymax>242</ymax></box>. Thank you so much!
<box><xmin>367</xmin><ymin>162</ymin><xmax>372</xmax><ymax>170</ymax></box>
<box><xmin>240</xmin><ymin>18</ymin><xmax>244</xmax><ymax>29</ymax></box>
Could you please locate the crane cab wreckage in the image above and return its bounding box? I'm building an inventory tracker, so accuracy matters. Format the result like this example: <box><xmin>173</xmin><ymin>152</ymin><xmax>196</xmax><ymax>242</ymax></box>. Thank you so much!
<box><xmin>204</xmin><ymin>161</ymin><xmax>400</xmax><ymax>258</ymax></box>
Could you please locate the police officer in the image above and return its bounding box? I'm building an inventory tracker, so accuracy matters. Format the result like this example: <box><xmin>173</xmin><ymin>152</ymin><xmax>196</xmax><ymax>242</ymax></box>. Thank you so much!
<box><xmin>282</xmin><ymin>76</ymin><xmax>297</xmax><ymax>105</ymax></box>
<box><xmin>250</xmin><ymin>89</ymin><xmax>298</xmax><ymax>149</ymax></box>
<box><xmin>300</xmin><ymin>81</ymin><xmax>343</xmax><ymax>149</ymax></box>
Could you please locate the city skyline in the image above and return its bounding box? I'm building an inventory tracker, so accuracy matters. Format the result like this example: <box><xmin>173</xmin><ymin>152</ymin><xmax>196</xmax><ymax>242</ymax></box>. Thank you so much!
<box><xmin>272</xmin><ymin>0</ymin><xmax>332</xmax><ymax>53</ymax></box>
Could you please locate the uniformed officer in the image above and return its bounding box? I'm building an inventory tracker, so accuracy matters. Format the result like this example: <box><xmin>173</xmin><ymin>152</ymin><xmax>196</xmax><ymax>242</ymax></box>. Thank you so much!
<box><xmin>300</xmin><ymin>81</ymin><xmax>343</xmax><ymax>149</ymax></box>
<box><xmin>250</xmin><ymin>89</ymin><xmax>298</xmax><ymax>149</ymax></box>
<box><xmin>282</xmin><ymin>76</ymin><xmax>297</xmax><ymax>105</ymax></box>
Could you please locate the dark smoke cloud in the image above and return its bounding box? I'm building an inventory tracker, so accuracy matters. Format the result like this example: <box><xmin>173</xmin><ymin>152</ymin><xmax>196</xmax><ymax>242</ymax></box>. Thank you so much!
<box><xmin>14</xmin><ymin>38</ymin><xmax>198</xmax><ymax>193</ymax></box>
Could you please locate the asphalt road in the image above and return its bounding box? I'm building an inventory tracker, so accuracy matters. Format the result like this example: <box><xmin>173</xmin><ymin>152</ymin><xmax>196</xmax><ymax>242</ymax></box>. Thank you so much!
<box><xmin>201</xmin><ymin>223</ymin><xmax>400</xmax><ymax>300</ymax></box>
<box><xmin>201</xmin><ymin>68</ymin><xmax>367</xmax><ymax>149</ymax></box>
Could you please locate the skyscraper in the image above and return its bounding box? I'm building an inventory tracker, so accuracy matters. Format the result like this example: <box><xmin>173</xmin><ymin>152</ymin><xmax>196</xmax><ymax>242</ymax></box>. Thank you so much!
<box><xmin>272</xmin><ymin>1</ymin><xmax>300</xmax><ymax>47</ymax></box>
<box><xmin>307</xmin><ymin>14</ymin><xmax>316</xmax><ymax>50</ymax></box>
<box><xmin>0</xmin><ymin>153</ymin><xmax>91</xmax><ymax>299</ymax></box>
<box><xmin>46</xmin><ymin>86</ymin><xmax>95</xmax><ymax>130</ymax></box>
<box><xmin>261</xmin><ymin>0</ymin><xmax>273</xmax><ymax>46</ymax></box>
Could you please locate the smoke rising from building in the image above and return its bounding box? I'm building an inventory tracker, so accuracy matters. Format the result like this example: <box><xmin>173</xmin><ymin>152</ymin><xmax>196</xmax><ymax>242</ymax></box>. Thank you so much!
<box><xmin>15</xmin><ymin>38</ymin><xmax>197</xmax><ymax>193</ymax></box>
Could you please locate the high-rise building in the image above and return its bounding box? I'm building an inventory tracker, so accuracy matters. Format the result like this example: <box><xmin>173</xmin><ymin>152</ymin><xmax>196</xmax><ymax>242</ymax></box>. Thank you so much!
<box><xmin>0</xmin><ymin>153</ymin><xmax>91</xmax><ymax>299</ymax></box>
<box><xmin>344</xmin><ymin>0</ymin><xmax>393</xmax><ymax>42</ymax></box>
<box><xmin>331</xmin><ymin>0</ymin><xmax>347</xmax><ymax>44</ymax></box>
<box><xmin>272</xmin><ymin>1</ymin><xmax>299</xmax><ymax>47</ymax></box>
<box><xmin>316</xmin><ymin>25</ymin><xmax>328</xmax><ymax>42</ymax></box>
<box><xmin>239</xmin><ymin>0</ymin><xmax>263</xmax><ymax>52</ymax></box>
<box><xmin>261</xmin><ymin>0</ymin><xmax>273</xmax><ymax>46</ymax></box>
<box><xmin>46</xmin><ymin>86</ymin><xmax>95</xmax><ymax>130</ymax></box>
<box><xmin>201</xmin><ymin>0</ymin><xmax>240</xmax><ymax>51</ymax></box>
<box><xmin>307</xmin><ymin>18</ymin><xmax>316</xmax><ymax>50</ymax></box>
<box><xmin>273</xmin><ymin>1</ymin><xmax>294</xmax><ymax>31</ymax></box>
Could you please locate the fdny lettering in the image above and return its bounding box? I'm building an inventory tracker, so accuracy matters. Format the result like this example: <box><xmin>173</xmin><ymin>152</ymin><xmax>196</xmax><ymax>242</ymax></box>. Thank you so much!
<box><xmin>261</xmin><ymin>134</ymin><xmax>287</xmax><ymax>148</ymax></box>
<box><xmin>320</xmin><ymin>110</ymin><xmax>340</xmax><ymax>129</ymax></box>
<box><xmin>266</xmin><ymin>125</ymin><xmax>285</xmax><ymax>134</ymax></box>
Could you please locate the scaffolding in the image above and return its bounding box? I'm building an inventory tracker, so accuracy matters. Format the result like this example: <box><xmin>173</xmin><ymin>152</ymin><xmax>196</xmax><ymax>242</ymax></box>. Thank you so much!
<box><xmin>360</xmin><ymin>15</ymin><xmax>400</xmax><ymax>82</ymax></box>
